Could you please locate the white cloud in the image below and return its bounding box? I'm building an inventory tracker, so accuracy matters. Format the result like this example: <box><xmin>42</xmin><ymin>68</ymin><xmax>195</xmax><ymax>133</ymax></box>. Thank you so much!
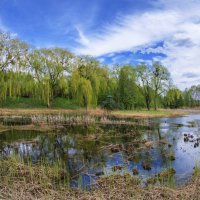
<box><xmin>76</xmin><ymin>10</ymin><xmax>180</xmax><ymax>56</ymax></box>
<box><xmin>75</xmin><ymin>0</ymin><xmax>200</xmax><ymax>88</ymax></box>
<box><xmin>75</xmin><ymin>26</ymin><xmax>90</xmax><ymax>46</ymax></box>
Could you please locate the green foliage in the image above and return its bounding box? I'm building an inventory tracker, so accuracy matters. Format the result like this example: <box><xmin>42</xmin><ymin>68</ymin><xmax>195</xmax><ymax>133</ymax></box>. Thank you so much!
<box><xmin>1</xmin><ymin>97</ymin><xmax>79</xmax><ymax>109</ymax></box>
<box><xmin>1</xmin><ymin>97</ymin><xmax>45</xmax><ymax>108</ymax></box>
<box><xmin>183</xmin><ymin>85</ymin><xmax>200</xmax><ymax>107</ymax></box>
<box><xmin>101</xmin><ymin>95</ymin><xmax>116</xmax><ymax>110</ymax></box>
<box><xmin>70</xmin><ymin>56</ymin><xmax>112</xmax><ymax>108</ymax></box>
<box><xmin>151</xmin><ymin>62</ymin><xmax>171</xmax><ymax>110</ymax></box>
<box><xmin>0</xmin><ymin>29</ymin><xmax>199</xmax><ymax>110</ymax></box>
<box><xmin>136</xmin><ymin>64</ymin><xmax>152</xmax><ymax>110</ymax></box>
<box><xmin>118</xmin><ymin>65</ymin><xmax>138</xmax><ymax>109</ymax></box>
<box><xmin>51</xmin><ymin>98</ymin><xmax>80</xmax><ymax>109</ymax></box>
<box><xmin>164</xmin><ymin>88</ymin><xmax>184</xmax><ymax>108</ymax></box>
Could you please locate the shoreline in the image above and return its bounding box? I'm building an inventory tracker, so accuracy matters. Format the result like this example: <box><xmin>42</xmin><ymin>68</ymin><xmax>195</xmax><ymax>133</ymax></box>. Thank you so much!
<box><xmin>0</xmin><ymin>108</ymin><xmax>198</xmax><ymax>132</ymax></box>
<box><xmin>0</xmin><ymin>107</ymin><xmax>198</xmax><ymax>117</ymax></box>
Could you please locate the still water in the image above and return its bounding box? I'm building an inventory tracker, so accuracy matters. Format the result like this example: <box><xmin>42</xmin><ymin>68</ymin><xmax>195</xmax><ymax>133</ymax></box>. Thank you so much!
<box><xmin>0</xmin><ymin>114</ymin><xmax>200</xmax><ymax>189</ymax></box>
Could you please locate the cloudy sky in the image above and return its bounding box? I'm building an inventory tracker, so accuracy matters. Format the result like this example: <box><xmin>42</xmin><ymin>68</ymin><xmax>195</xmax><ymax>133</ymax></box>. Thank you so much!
<box><xmin>0</xmin><ymin>0</ymin><xmax>200</xmax><ymax>89</ymax></box>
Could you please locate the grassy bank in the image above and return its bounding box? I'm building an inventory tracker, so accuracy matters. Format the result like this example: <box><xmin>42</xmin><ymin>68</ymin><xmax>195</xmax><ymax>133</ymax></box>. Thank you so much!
<box><xmin>0</xmin><ymin>108</ymin><xmax>192</xmax><ymax>118</ymax></box>
<box><xmin>111</xmin><ymin>109</ymin><xmax>190</xmax><ymax>118</ymax></box>
<box><xmin>0</xmin><ymin>97</ymin><xmax>196</xmax><ymax>118</ymax></box>
<box><xmin>0</xmin><ymin>97</ymin><xmax>80</xmax><ymax>109</ymax></box>
<box><xmin>0</xmin><ymin>108</ymin><xmax>191</xmax><ymax>132</ymax></box>
<box><xmin>0</xmin><ymin>156</ymin><xmax>200</xmax><ymax>200</ymax></box>
<box><xmin>0</xmin><ymin>108</ymin><xmax>194</xmax><ymax>132</ymax></box>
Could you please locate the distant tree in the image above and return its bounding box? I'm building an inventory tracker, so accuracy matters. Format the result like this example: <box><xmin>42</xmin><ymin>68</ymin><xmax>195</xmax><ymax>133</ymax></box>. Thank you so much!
<box><xmin>70</xmin><ymin>68</ymin><xmax>93</xmax><ymax>109</ymax></box>
<box><xmin>101</xmin><ymin>95</ymin><xmax>116</xmax><ymax>110</ymax></box>
<box><xmin>190</xmin><ymin>85</ymin><xmax>200</xmax><ymax>106</ymax></box>
<box><xmin>151</xmin><ymin>62</ymin><xmax>171</xmax><ymax>110</ymax></box>
<box><xmin>0</xmin><ymin>72</ymin><xmax>7</xmax><ymax>105</ymax></box>
<box><xmin>70</xmin><ymin>56</ymin><xmax>112</xmax><ymax>108</ymax></box>
<box><xmin>182</xmin><ymin>85</ymin><xmax>200</xmax><ymax>107</ymax></box>
<box><xmin>164</xmin><ymin>88</ymin><xmax>183</xmax><ymax>108</ymax></box>
<box><xmin>136</xmin><ymin>64</ymin><xmax>152</xmax><ymax>110</ymax></box>
<box><xmin>28</xmin><ymin>48</ymin><xmax>73</xmax><ymax>106</ymax></box>
<box><xmin>117</xmin><ymin>65</ymin><xmax>138</xmax><ymax>109</ymax></box>
<box><xmin>0</xmin><ymin>31</ymin><xmax>28</xmax><ymax>72</ymax></box>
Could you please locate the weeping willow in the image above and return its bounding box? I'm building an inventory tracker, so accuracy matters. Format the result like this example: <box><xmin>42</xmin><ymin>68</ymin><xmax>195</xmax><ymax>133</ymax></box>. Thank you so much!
<box><xmin>2</xmin><ymin>72</ymin><xmax>36</xmax><ymax>99</ymax></box>
<box><xmin>0</xmin><ymin>30</ymin><xmax>121</xmax><ymax>109</ymax></box>
<box><xmin>56</xmin><ymin>76</ymin><xmax>68</xmax><ymax>97</ymax></box>
<box><xmin>70</xmin><ymin>69</ymin><xmax>93</xmax><ymax>108</ymax></box>
<box><xmin>77</xmin><ymin>78</ymin><xmax>93</xmax><ymax>108</ymax></box>
<box><xmin>90</xmin><ymin>74</ymin><xmax>100</xmax><ymax>106</ymax></box>
<box><xmin>40</xmin><ymin>77</ymin><xmax>52</xmax><ymax>107</ymax></box>
<box><xmin>0</xmin><ymin>71</ymin><xmax>53</xmax><ymax>107</ymax></box>
<box><xmin>70</xmin><ymin>63</ymin><xmax>116</xmax><ymax>108</ymax></box>
<box><xmin>0</xmin><ymin>72</ymin><xmax>7</xmax><ymax>104</ymax></box>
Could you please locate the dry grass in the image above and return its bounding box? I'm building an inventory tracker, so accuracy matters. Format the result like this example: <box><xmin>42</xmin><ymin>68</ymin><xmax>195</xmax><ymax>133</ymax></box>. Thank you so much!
<box><xmin>0</xmin><ymin>157</ymin><xmax>200</xmax><ymax>200</ymax></box>
<box><xmin>0</xmin><ymin>108</ymin><xmax>107</xmax><ymax>117</ymax></box>
<box><xmin>0</xmin><ymin>108</ymin><xmax>195</xmax><ymax>118</ymax></box>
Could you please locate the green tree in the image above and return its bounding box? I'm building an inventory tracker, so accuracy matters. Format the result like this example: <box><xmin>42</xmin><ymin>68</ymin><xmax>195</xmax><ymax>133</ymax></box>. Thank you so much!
<box><xmin>118</xmin><ymin>65</ymin><xmax>138</xmax><ymax>109</ymax></box>
<box><xmin>28</xmin><ymin>48</ymin><xmax>73</xmax><ymax>106</ymax></box>
<box><xmin>70</xmin><ymin>56</ymin><xmax>111</xmax><ymax>108</ymax></box>
<box><xmin>70</xmin><ymin>68</ymin><xmax>93</xmax><ymax>109</ymax></box>
<box><xmin>164</xmin><ymin>88</ymin><xmax>183</xmax><ymax>108</ymax></box>
<box><xmin>0</xmin><ymin>31</ymin><xmax>28</xmax><ymax>72</ymax></box>
<box><xmin>136</xmin><ymin>64</ymin><xmax>152</xmax><ymax>110</ymax></box>
<box><xmin>151</xmin><ymin>62</ymin><xmax>171</xmax><ymax>110</ymax></box>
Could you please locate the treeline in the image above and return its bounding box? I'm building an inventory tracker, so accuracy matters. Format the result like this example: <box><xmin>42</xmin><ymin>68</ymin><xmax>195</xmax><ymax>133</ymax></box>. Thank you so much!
<box><xmin>0</xmin><ymin>30</ymin><xmax>200</xmax><ymax>110</ymax></box>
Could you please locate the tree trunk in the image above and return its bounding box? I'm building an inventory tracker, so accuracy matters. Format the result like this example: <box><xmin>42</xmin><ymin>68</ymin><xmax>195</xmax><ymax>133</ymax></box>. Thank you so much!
<box><xmin>154</xmin><ymin>92</ymin><xmax>157</xmax><ymax>110</ymax></box>
<box><xmin>145</xmin><ymin>96</ymin><xmax>150</xmax><ymax>110</ymax></box>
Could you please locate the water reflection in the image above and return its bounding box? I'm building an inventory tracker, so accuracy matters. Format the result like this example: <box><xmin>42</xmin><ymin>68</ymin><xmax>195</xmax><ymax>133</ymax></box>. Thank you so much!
<box><xmin>0</xmin><ymin>114</ymin><xmax>200</xmax><ymax>188</ymax></box>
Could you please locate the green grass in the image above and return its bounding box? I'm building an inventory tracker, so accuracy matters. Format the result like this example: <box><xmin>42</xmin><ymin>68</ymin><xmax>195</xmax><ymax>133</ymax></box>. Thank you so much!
<box><xmin>193</xmin><ymin>166</ymin><xmax>200</xmax><ymax>178</ymax></box>
<box><xmin>0</xmin><ymin>98</ymin><xmax>189</xmax><ymax>118</ymax></box>
<box><xmin>112</xmin><ymin>109</ymin><xmax>188</xmax><ymax>118</ymax></box>
<box><xmin>0</xmin><ymin>97</ymin><xmax>80</xmax><ymax>109</ymax></box>
<box><xmin>51</xmin><ymin>97</ymin><xmax>80</xmax><ymax>109</ymax></box>
<box><xmin>1</xmin><ymin>97</ymin><xmax>46</xmax><ymax>108</ymax></box>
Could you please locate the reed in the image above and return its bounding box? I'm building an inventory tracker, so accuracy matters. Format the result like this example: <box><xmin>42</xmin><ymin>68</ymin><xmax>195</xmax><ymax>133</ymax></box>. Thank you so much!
<box><xmin>0</xmin><ymin>155</ymin><xmax>200</xmax><ymax>199</ymax></box>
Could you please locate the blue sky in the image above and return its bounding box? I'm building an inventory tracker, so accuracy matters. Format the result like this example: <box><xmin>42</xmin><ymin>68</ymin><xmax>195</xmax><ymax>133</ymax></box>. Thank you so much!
<box><xmin>0</xmin><ymin>0</ymin><xmax>200</xmax><ymax>89</ymax></box>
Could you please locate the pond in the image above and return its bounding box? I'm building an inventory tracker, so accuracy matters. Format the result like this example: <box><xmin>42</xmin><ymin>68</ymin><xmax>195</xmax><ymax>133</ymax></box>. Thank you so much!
<box><xmin>0</xmin><ymin>114</ymin><xmax>200</xmax><ymax>189</ymax></box>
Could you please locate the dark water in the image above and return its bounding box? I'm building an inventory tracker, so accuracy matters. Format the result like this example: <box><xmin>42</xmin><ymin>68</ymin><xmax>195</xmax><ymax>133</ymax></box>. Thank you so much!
<box><xmin>0</xmin><ymin>114</ymin><xmax>200</xmax><ymax>189</ymax></box>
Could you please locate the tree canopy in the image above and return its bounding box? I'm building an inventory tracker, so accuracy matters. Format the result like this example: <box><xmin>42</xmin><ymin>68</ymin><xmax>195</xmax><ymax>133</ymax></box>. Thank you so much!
<box><xmin>0</xmin><ymin>30</ymin><xmax>199</xmax><ymax>110</ymax></box>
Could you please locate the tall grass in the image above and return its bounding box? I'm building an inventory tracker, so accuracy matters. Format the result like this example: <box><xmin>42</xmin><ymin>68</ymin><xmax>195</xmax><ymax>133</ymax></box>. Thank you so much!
<box><xmin>0</xmin><ymin>155</ymin><xmax>200</xmax><ymax>199</ymax></box>
<box><xmin>0</xmin><ymin>154</ymin><xmax>70</xmax><ymax>189</ymax></box>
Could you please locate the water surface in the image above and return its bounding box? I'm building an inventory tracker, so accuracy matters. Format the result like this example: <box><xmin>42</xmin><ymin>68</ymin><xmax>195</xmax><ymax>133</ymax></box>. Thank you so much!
<box><xmin>1</xmin><ymin>114</ymin><xmax>200</xmax><ymax>189</ymax></box>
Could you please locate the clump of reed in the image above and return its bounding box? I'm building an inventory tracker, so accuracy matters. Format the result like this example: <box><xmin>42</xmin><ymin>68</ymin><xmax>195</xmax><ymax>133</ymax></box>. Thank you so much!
<box><xmin>193</xmin><ymin>165</ymin><xmax>200</xmax><ymax>178</ymax></box>
<box><xmin>0</xmin><ymin>156</ymin><xmax>69</xmax><ymax>186</ymax></box>
<box><xmin>146</xmin><ymin>168</ymin><xmax>176</xmax><ymax>186</ymax></box>
<box><xmin>0</xmin><ymin>155</ymin><xmax>73</xmax><ymax>199</ymax></box>
<box><xmin>1</xmin><ymin>155</ymin><xmax>200</xmax><ymax>200</ymax></box>
<box><xmin>31</xmin><ymin>113</ymin><xmax>97</xmax><ymax>126</ymax></box>
<box><xmin>2</xmin><ymin>116</ymin><xmax>32</xmax><ymax>126</ymax></box>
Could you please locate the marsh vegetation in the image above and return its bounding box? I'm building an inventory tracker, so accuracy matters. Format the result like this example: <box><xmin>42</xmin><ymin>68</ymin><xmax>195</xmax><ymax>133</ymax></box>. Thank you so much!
<box><xmin>1</xmin><ymin>114</ymin><xmax>200</xmax><ymax>199</ymax></box>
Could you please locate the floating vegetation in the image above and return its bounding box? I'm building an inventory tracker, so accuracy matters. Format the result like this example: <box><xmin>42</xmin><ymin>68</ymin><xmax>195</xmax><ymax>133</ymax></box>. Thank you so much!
<box><xmin>146</xmin><ymin>168</ymin><xmax>176</xmax><ymax>186</ymax></box>
<box><xmin>183</xmin><ymin>133</ymin><xmax>200</xmax><ymax>148</ymax></box>
<box><xmin>142</xmin><ymin>160</ymin><xmax>152</xmax><ymax>171</ymax></box>
<box><xmin>112</xmin><ymin>165</ymin><xmax>123</xmax><ymax>172</ymax></box>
